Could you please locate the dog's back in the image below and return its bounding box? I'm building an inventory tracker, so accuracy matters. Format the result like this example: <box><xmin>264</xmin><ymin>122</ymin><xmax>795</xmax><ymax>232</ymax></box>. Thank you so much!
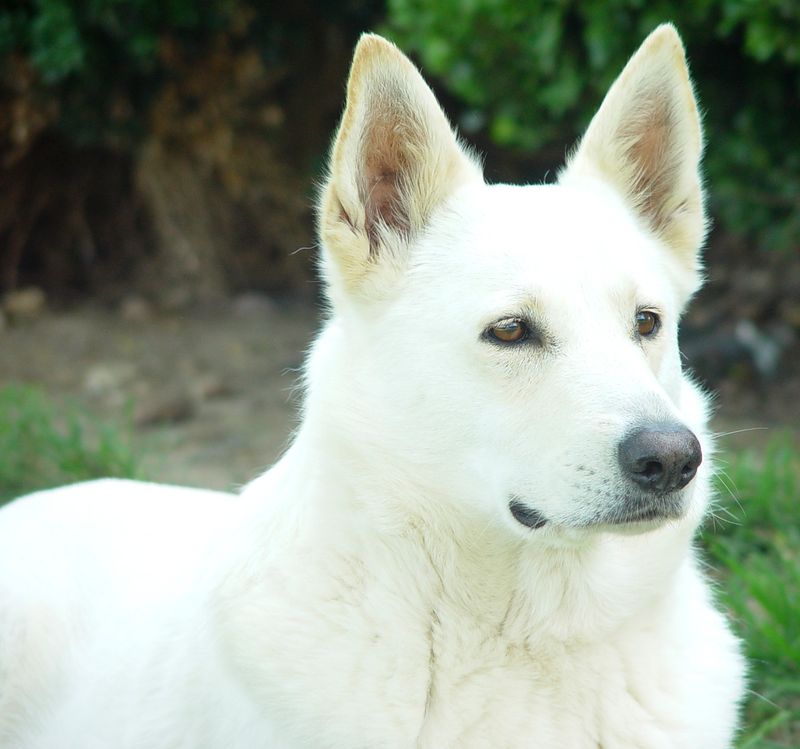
<box><xmin>0</xmin><ymin>481</ymin><xmax>257</xmax><ymax>747</ymax></box>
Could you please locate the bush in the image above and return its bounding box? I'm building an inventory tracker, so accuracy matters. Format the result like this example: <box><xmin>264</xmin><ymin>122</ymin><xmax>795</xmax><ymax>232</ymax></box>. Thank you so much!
<box><xmin>0</xmin><ymin>0</ymin><xmax>235</xmax><ymax>143</ymax></box>
<box><xmin>386</xmin><ymin>0</ymin><xmax>800</xmax><ymax>253</ymax></box>
<box><xmin>0</xmin><ymin>1</ymin><xmax>381</xmax><ymax>146</ymax></box>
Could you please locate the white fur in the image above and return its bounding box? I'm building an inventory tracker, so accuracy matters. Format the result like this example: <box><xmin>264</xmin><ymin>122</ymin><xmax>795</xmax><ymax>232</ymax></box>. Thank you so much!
<box><xmin>0</xmin><ymin>25</ymin><xmax>745</xmax><ymax>748</ymax></box>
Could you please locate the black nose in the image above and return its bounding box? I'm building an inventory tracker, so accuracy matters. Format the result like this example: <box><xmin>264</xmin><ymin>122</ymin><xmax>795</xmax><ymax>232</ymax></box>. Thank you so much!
<box><xmin>618</xmin><ymin>424</ymin><xmax>702</xmax><ymax>493</ymax></box>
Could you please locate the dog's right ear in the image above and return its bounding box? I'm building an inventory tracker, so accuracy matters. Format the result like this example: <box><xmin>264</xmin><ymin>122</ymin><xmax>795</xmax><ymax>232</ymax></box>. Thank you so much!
<box><xmin>318</xmin><ymin>34</ymin><xmax>482</xmax><ymax>296</ymax></box>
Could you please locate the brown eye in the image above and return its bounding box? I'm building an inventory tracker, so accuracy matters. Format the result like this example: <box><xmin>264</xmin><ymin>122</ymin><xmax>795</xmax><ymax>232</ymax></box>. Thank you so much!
<box><xmin>636</xmin><ymin>310</ymin><xmax>660</xmax><ymax>337</ymax></box>
<box><xmin>487</xmin><ymin>318</ymin><xmax>529</xmax><ymax>344</ymax></box>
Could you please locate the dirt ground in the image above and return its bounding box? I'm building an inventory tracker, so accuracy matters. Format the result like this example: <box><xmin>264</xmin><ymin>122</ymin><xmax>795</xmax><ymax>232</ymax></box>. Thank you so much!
<box><xmin>1</xmin><ymin>294</ymin><xmax>795</xmax><ymax>493</ymax></box>
<box><xmin>0</xmin><ymin>295</ymin><xmax>317</xmax><ymax>491</ymax></box>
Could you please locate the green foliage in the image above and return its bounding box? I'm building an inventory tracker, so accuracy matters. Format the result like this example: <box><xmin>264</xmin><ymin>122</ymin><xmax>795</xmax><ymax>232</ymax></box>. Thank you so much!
<box><xmin>0</xmin><ymin>0</ymin><xmax>382</xmax><ymax>145</ymax></box>
<box><xmin>386</xmin><ymin>0</ymin><xmax>800</xmax><ymax>253</ymax></box>
<box><xmin>702</xmin><ymin>435</ymin><xmax>800</xmax><ymax>747</ymax></box>
<box><xmin>0</xmin><ymin>0</ymin><xmax>235</xmax><ymax>141</ymax></box>
<box><xmin>0</xmin><ymin>384</ymin><xmax>142</xmax><ymax>504</ymax></box>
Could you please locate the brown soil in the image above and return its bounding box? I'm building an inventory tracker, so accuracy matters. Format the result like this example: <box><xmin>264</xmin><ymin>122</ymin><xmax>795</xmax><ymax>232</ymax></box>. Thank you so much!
<box><xmin>0</xmin><ymin>295</ymin><xmax>317</xmax><ymax>491</ymax></box>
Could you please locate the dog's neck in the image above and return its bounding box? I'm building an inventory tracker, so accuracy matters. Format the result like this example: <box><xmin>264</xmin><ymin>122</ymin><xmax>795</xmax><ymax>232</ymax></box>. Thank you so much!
<box><xmin>242</xmin><ymin>410</ymin><xmax>697</xmax><ymax>644</ymax></box>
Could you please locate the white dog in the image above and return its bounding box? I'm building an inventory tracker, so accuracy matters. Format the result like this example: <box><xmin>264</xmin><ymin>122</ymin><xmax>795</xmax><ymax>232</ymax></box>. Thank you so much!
<box><xmin>0</xmin><ymin>24</ymin><xmax>745</xmax><ymax>748</ymax></box>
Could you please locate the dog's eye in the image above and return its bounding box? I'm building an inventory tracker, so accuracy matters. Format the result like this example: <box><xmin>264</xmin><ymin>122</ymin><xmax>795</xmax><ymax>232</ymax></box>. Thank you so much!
<box><xmin>636</xmin><ymin>310</ymin><xmax>660</xmax><ymax>337</ymax></box>
<box><xmin>486</xmin><ymin>318</ymin><xmax>530</xmax><ymax>344</ymax></box>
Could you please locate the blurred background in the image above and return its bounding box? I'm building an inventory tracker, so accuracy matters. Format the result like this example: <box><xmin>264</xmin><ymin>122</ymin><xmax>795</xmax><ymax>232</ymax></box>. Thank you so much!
<box><xmin>0</xmin><ymin>1</ymin><xmax>798</xmax><ymax>745</ymax></box>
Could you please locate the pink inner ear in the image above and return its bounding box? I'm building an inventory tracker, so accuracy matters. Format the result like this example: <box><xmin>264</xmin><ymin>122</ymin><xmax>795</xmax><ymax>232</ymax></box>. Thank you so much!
<box><xmin>362</xmin><ymin>171</ymin><xmax>409</xmax><ymax>250</ymax></box>
<box><xmin>358</xmin><ymin>111</ymin><xmax>414</xmax><ymax>251</ymax></box>
<box><xmin>620</xmin><ymin>97</ymin><xmax>681</xmax><ymax>233</ymax></box>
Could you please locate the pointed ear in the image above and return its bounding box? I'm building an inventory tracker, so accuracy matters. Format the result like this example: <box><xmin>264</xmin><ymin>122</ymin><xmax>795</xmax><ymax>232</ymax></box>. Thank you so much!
<box><xmin>318</xmin><ymin>34</ymin><xmax>482</xmax><ymax>291</ymax></box>
<box><xmin>560</xmin><ymin>25</ymin><xmax>706</xmax><ymax>268</ymax></box>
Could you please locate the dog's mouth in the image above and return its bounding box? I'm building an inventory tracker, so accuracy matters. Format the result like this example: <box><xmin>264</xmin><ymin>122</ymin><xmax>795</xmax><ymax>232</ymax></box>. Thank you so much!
<box><xmin>509</xmin><ymin>493</ymin><xmax>685</xmax><ymax>532</ymax></box>
<box><xmin>509</xmin><ymin>499</ymin><xmax>548</xmax><ymax>529</ymax></box>
<box><xmin>611</xmin><ymin>505</ymin><xmax>669</xmax><ymax>524</ymax></box>
<box><xmin>604</xmin><ymin>492</ymin><xmax>686</xmax><ymax>526</ymax></box>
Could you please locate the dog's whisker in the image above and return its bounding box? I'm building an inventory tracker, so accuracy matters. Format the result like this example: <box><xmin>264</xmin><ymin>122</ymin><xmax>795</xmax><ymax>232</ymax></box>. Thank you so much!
<box><xmin>713</xmin><ymin>468</ymin><xmax>745</xmax><ymax>516</ymax></box>
<box><xmin>712</xmin><ymin>427</ymin><xmax>770</xmax><ymax>439</ymax></box>
<box><xmin>743</xmin><ymin>687</ymin><xmax>782</xmax><ymax>711</ymax></box>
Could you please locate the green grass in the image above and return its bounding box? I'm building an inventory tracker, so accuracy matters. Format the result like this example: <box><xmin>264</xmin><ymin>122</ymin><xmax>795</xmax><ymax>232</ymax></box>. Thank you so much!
<box><xmin>702</xmin><ymin>435</ymin><xmax>800</xmax><ymax>748</ymax></box>
<box><xmin>0</xmin><ymin>384</ymin><xmax>143</xmax><ymax>505</ymax></box>
<box><xmin>0</xmin><ymin>383</ymin><xmax>797</xmax><ymax>744</ymax></box>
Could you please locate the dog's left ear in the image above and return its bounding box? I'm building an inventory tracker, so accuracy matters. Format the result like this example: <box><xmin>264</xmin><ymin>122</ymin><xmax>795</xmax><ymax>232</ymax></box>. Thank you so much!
<box><xmin>319</xmin><ymin>34</ymin><xmax>482</xmax><ymax>296</ymax></box>
<box><xmin>560</xmin><ymin>25</ymin><xmax>705</xmax><ymax>269</ymax></box>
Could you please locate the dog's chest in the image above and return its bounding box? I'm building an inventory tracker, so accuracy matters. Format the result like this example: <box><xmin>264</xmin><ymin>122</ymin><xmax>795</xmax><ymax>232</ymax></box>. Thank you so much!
<box><xmin>219</xmin><ymin>551</ymin><xmax>688</xmax><ymax>749</ymax></box>
<box><xmin>410</xmin><ymin>614</ymin><xmax>600</xmax><ymax>747</ymax></box>
<box><xmin>398</xmin><ymin>611</ymin><xmax>678</xmax><ymax>749</ymax></box>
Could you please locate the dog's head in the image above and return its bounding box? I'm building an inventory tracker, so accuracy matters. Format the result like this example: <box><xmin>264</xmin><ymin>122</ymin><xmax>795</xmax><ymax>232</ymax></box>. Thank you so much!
<box><xmin>314</xmin><ymin>26</ymin><xmax>710</xmax><ymax>538</ymax></box>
